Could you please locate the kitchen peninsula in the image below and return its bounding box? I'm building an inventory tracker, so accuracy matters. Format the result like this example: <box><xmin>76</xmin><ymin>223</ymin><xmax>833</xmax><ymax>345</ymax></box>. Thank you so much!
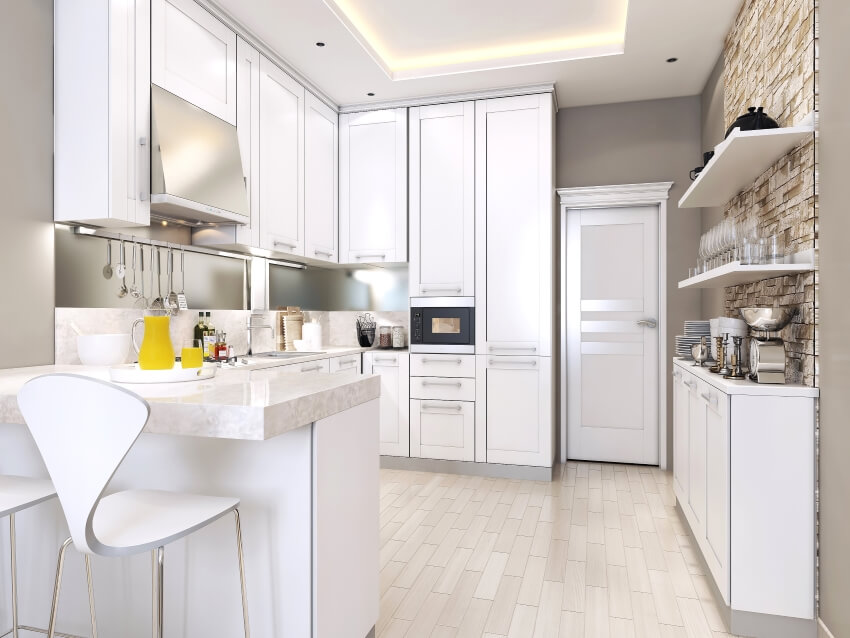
<box><xmin>0</xmin><ymin>362</ymin><xmax>380</xmax><ymax>638</ymax></box>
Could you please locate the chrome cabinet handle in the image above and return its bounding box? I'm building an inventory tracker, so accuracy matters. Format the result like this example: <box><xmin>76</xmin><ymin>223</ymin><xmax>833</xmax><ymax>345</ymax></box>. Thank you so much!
<box><xmin>636</xmin><ymin>319</ymin><xmax>658</xmax><ymax>329</ymax></box>
<box><xmin>422</xmin><ymin>358</ymin><xmax>462</xmax><ymax>364</ymax></box>
<box><xmin>138</xmin><ymin>137</ymin><xmax>148</xmax><ymax>201</ymax></box>
<box><xmin>421</xmin><ymin>381</ymin><xmax>462</xmax><ymax>388</ymax></box>
<box><xmin>274</xmin><ymin>240</ymin><xmax>297</xmax><ymax>249</ymax></box>
<box><xmin>355</xmin><ymin>253</ymin><xmax>386</xmax><ymax>260</ymax></box>
<box><xmin>314</xmin><ymin>249</ymin><xmax>334</xmax><ymax>257</ymax></box>
<box><xmin>338</xmin><ymin>358</ymin><xmax>358</xmax><ymax>365</ymax></box>
<box><xmin>301</xmin><ymin>364</ymin><xmax>323</xmax><ymax>372</ymax></box>
<box><xmin>684</xmin><ymin>380</ymin><xmax>696</xmax><ymax>390</ymax></box>
<box><xmin>422</xmin><ymin>287</ymin><xmax>462</xmax><ymax>293</ymax></box>
<box><xmin>489</xmin><ymin>346</ymin><xmax>537</xmax><ymax>352</ymax></box>
<box><xmin>489</xmin><ymin>359</ymin><xmax>537</xmax><ymax>366</ymax></box>
<box><xmin>374</xmin><ymin>357</ymin><xmax>397</xmax><ymax>363</ymax></box>
<box><xmin>421</xmin><ymin>403</ymin><xmax>463</xmax><ymax>412</ymax></box>
<box><xmin>700</xmin><ymin>391</ymin><xmax>718</xmax><ymax>407</ymax></box>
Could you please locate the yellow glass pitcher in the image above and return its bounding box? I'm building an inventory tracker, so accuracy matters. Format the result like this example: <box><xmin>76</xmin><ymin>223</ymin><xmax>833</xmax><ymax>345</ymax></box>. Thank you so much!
<box><xmin>131</xmin><ymin>311</ymin><xmax>175</xmax><ymax>370</ymax></box>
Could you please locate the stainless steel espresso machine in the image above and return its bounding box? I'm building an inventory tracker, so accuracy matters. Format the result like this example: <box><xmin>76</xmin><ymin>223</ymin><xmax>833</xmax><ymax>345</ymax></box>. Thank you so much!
<box><xmin>739</xmin><ymin>306</ymin><xmax>795</xmax><ymax>384</ymax></box>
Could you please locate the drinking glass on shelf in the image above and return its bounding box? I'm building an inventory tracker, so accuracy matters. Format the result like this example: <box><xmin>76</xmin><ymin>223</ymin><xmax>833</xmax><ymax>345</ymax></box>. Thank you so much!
<box><xmin>181</xmin><ymin>339</ymin><xmax>204</xmax><ymax>369</ymax></box>
<box><xmin>766</xmin><ymin>233</ymin><xmax>786</xmax><ymax>264</ymax></box>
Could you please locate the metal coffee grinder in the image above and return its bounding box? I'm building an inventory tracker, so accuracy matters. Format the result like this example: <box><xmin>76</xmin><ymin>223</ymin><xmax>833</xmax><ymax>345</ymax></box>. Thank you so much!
<box><xmin>739</xmin><ymin>307</ymin><xmax>796</xmax><ymax>384</ymax></box>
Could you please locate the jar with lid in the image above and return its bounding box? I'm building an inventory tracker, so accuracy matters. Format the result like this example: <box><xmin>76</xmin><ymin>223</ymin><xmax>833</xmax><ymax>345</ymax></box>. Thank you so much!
<box><xmin>392</xmin><ymin>326</ymin><xmax>405</xmax><ymax>349</ymax></box>
<box><xmin>378</xmin><ymin>326</ymin><xmax>392</xmax><ymax>349</ymax></box>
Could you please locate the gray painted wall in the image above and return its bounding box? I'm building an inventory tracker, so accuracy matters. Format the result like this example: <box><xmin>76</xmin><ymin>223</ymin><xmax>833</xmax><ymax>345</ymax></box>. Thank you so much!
<box><xmin>814</xmin><ymin>0</ymin><xmax>850</xmax><ymax>634</ymax></box>
<box><xmin>699</xmin><ymin>55</ymin><xmax>727</xmax><ymax>318</ymax></box>
<box><xmin>557</xmin><ymin>96</ymin><xmax>703</xmax><ymax>467</ymax></box>
<box><xmin>0</xmin><ymin>1</ymin><xmax>55</xmax><ymax>368</ymax></box>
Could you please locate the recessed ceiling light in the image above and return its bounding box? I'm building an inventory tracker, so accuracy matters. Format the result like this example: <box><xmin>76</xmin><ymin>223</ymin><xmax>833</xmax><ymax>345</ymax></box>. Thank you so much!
<box><xmin>367</xmin><ymin>92</ymin><xmax>375</xmax><ymax>96</ymax></box>
<box><xmin>666</xmin><ymin>57</ymin><xmax>678</xmax><ymax>63</ymax></box>
<box><xmin>316</xmin><ymin>42</ymin><xmax>325</xmax><ymax>47</ymax></box>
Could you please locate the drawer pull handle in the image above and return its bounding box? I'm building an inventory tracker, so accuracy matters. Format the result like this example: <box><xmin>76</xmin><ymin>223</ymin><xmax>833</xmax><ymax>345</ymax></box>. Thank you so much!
<box><xmin>700</xmin><ymin>392</ymin><xmax>718</xmax><ymax>407</ymax></box>
<box><xmin>422</xmin><ymin>358</ymin><xmax>462</xmax><ymax>364</ymax></box>
<box><xmin>274</xmin><ymin>240</ymin><xmax>297</xmax><ymax>249</ymax></box>
<box><xmin>421</xmin><ymin>287</ymin><xmax>462</xmax><ymax>293</ymax></box>
<box><xmin>489</xmin><ymin>346</ymin><xmax>537</xmax><ymax>352</ymax></box>
<box><xmin>338</xmin><ymin>358</ymin><xmax>357</xmax><ymax>364</ymax></box>
<box><xmin>489</xmin><ymin>359</ymin><xmax>537</xmax><ymax>366</ymax></box>
<box><xmin>314</xmin><ymin>249</ymin><xmax>334</xmax><ymax>257</ymax></box>
<box><xmin>422</xmin><ymin>381</ymin><xmax>462</xmax><ymax>388</ymax></box>
<box><xmin>422</xmin><ymin>403</ymin><xmax>463</xmax><ymax>412</ymax></box>
<box><xmin>374</xmin><ymin>357</ymin><xmax>397</xmax><ymax>363</ymax></box>
<box><xmin>301</xmin><ymin>364</ymin><xmax>323</xmax><ymax>372</ymax></box>
<box><xmin>684</xmin><ymin>380</ymin><xmax>696</xmax><ymax>390</ymax></box>
<box><xmin>355</xmin><ymin>253</ymin><xmax>386</xmax><ymax>260</ymax></box>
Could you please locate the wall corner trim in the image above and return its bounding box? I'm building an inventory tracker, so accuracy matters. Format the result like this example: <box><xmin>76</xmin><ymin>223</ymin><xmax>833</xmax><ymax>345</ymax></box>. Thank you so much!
<box><xmin>557</xmin><ymin>182</ymin><xmax>674</xmax><ymax>208</ymax></box>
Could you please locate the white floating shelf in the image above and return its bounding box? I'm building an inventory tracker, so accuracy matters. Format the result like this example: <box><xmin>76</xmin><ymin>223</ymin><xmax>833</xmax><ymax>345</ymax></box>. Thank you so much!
<box><xmin>678</xmin><ymin>123</ymin><xmax>814</xmax><ymax>209</ymax></box>
<box><xmin>678</xmin><ymin>261</ymin><xmax>813</xmax><ymax>289</ymax></box>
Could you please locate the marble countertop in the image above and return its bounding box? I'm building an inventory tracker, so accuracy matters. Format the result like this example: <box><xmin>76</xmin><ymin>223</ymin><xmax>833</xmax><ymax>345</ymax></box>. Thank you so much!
<box><xmin>0</xmin><ymin>360</ymin><xmax>380</xmax><ymax>441</ymax></box>
<box><xmin>673</xmin><ymin>358</ymin><xmax>819</xmax><ymax>398</ymax></box>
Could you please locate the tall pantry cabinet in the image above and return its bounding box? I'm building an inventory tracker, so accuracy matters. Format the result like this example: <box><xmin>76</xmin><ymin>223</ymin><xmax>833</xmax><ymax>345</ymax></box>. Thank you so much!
<box><xmin>474</xmin><ymin>94</ymin><xmax>555</xmax><ymax>467</ymax></box>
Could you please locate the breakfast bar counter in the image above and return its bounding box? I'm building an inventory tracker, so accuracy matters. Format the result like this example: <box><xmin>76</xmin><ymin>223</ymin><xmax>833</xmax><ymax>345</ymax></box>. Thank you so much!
<box><xmin>0</xmin><ymin>363</ymin><xmax>381</xmax><ymax>638</ymax></box>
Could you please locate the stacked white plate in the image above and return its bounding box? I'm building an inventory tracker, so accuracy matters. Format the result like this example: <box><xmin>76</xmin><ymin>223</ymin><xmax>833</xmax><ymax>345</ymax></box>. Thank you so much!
<box><xmin>676</xmin><ymin>320</ymin><xmax>712</xmax><ymax>359</ymax></box>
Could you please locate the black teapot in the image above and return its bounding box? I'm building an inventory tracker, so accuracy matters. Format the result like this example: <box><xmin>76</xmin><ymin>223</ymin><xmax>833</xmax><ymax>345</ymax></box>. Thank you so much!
<box><xmin>725</xmin><ymin>107</ymin><xmax>779</xmax><ymax>138</ymax></box>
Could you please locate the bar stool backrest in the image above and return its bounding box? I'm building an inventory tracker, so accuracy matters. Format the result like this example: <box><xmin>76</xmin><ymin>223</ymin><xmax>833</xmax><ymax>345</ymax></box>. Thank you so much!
<box><xmin>18</xmin><ymin>374</ymin><xmax>150</xmax><ymax>555</ymax></box>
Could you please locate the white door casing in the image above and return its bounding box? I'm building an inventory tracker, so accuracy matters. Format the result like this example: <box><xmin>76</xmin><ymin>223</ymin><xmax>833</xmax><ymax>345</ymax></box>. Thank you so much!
<box><xmin>559</xmin><ymin>183</ymin><xmax>672</xmax><ymax>468</ymax></box>
<box><xmin>566</xmin><ymin>205</ymin><xmax>659</xmax><ymax>465</ymax></box>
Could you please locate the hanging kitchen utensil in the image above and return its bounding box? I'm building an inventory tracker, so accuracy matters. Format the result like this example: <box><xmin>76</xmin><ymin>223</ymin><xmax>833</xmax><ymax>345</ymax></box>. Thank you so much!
<box><xmin>130</xmin><ymin>242</ymin><xmax>142</xmax><ymax>299</ymax></box>
<box><xmin>134</xmin><ymin>245</ymin><xmax>147</xmax><ymax>309</ymax></box>
<box><xmin>150</xmin><ymin>246</ymin><xmax>165</xmax><ymax>310</ymax></box>
<box><xmin>166</xmin><ymin>247</ymin><xmax>179</xmax><ymax>315</ymax></box>
<box><xmin>102</xmin><ymin>240</ymin><xmax>113</xmax><ymax>280</ymax></box>
<box><xmin>116</xmin><ymin>241</ymin><xmax>128</xmax><ymax>298</ymax></box>
<box><xmin>725</xmin><ymin>106</ymin><xmax>779</xmax><ymax>138</ymax></box>
<box><xmin>176</xmin><ymin>248</ymin><xmax>188</xmax><ymax>310</ymax></box>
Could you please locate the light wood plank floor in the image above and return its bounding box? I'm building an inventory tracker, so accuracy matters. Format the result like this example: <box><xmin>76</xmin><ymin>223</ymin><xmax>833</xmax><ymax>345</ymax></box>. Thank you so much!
<box><xmin>378</xmin><ymin>461</ymin><xmax>743</xmax><ymax>638</ymax></box>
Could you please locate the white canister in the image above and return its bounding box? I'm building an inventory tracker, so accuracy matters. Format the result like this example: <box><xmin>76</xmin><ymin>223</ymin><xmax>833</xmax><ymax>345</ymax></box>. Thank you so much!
<box><xmin>392</xmin><ymin>326</ymin><xmax>405</xmax><ymax>349</ymax></box>
<box><xmin>302</xmin><ymin>321</ymin><xmax>323</xmax><ymax>351</ymax></box>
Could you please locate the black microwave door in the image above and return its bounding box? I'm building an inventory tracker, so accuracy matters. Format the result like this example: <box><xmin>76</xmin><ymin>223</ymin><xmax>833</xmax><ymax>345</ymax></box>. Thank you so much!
<box><xmin>421</xmin><ymin>307</ymin><xmax>473</xmax><ymax>345</ymax></box>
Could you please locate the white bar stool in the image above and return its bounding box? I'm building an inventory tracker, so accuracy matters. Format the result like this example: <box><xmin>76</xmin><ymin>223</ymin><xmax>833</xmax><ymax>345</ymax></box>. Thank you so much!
<box><xmin>17</xmin><ymin>374</ymin><xmax>250</xmax><ymax>638</ymax></box>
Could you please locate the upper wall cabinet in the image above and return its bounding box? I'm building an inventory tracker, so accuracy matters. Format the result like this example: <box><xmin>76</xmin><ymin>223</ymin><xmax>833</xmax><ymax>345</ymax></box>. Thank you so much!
<box><xmin>259</xmin><ymin>56</ymin><xmax>305</xmax><ymax>256</ymax></box>
<box><xmin>339</xmin><ymin>109</ymin><xmax>408</xmax><ymax>264</ymax></box>
<box><xmin>409</xmin><ymin>103</ymin><xmax>475</xmax><ymax>297</ymax></box>
<box><xmin>304</xmin><ymin>93</ymin><xmax>339</xmax><ymax>263</ymax></box>
<box><xmin>475</xmin><ymin>94</ymin><xmax>554</xmax><ymax>357</ymax></box>
<box><xmin>55</xmin><ymin>0</ymin><xmax>151</xmax><ymax>228</ymax></box>
<box><xmin>151</xmin><ymin>0</ymin><xmax>237</xmax><ymax>124</ymax></box>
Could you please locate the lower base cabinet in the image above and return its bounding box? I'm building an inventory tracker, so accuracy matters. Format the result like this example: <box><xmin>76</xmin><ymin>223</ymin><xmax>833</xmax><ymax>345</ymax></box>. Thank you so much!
<box><xmin>410</xmin><ymin>399</ymin><xmax>474</xmax><ymax>461</ymax></box>
<box><xmin>476</xmin><ymin>355</ymin><xmax>553</xmax><ymax>467</ymax></box>
<box><xmin>363</xmin><ymin>351</ymin><xmax>409</xmax><ymax>457</ymax></box>
<box><xmin>672</xmin><ymin>360</ymin><xmax>816</xmax><ymax>631</ymax></box>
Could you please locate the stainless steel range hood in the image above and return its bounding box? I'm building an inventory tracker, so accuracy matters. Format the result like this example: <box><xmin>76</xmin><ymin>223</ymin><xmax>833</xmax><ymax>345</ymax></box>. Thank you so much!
<box><xmin>150</xmin><ymin>85</ymin><xmax>249</xmax><ymax>225</ymax></box>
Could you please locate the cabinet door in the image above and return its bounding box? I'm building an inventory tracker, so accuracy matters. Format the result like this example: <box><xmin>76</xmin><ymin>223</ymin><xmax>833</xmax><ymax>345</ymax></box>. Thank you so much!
<box><xmin>364</xmin><ymin>353</ymin><xmax>410</xmax><ymax>457</ymax></box>
<box><xmin>151</xmin><ymin>0</ymin><xmax>236</xmax><ymax>124</ymax></box>
<box><xmin>476</xmin><ymin>355</ymin><xmax>552</xmax><ymax>466</ymax></box>
<box><xmin>672</xmin><ymin>369</ymin><xmax>690</xmax><ymax>503</ymax></box>
<box><xmin>687</xmin><ymin>382</ymin><xmax>707</xmax><ymax>536</ymax></box>
<box><xmin>235</xmin><ymin>37</ymin><xmax>260</xmax><ymax>247</ymax></box>
<box><xmin>259</xmin><ymin>57</ymin><xmax>304</xmax><ymax>256</ymax></box>
<box><xmin>475</xmin><ymin>95</ymin><xmax>553</xmax><ymax>356</ymax></box>
<box><xmin>409</xmin><ymin>102</ymin><xmax>474</xmax><ymax>296</ymax></box>
<box><xmin>339</xmin><ymin>109</ymin><xmax>407</xmax><ymax>264</ymax></box>
<box><xmin>304</xmin><ymin>93</ymin><xmax>338</xmax><ymax>263</ymax></box>
<box><xmin>411</xmin><ymin>400</ymin><xmax>474</xmax><ymax>461</ymax></box>
<box><xmin>704</xmin><ymin>386</ymin><xmax>730</xmax><ymax>604</ymax></box>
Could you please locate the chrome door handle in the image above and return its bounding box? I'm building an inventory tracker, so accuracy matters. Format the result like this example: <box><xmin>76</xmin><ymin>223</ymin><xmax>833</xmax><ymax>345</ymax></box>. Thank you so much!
<box><xmin>636</xmin><ymin>319</ymin><xmax>658</xmax><ymax>329</ymax></box>
<box><xmin>421</xmin><ymin>403</ymin><xmax>463</xmax><ymax>412</ymax></box>
<box><xmin>422</xmin><ymin>358</ymin><xmax>462</xmax><ymax>364</ymax></box>
<box><xmin>421</xmin><ymin>381</ymin><xmax>462</xmax><ymax>388</ymax></box>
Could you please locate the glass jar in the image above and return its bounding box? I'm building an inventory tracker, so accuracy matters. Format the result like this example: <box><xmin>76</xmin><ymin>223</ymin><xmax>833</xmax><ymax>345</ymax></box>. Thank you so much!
<box><xmin>392</xmin><ymin>326</ymin><xmax>405</xmax><ymax>349</ymax></box>
<box><xmin>378</xmin><ymin>326</ymin><xmax>392</xmax><ymax>349</ymax></box>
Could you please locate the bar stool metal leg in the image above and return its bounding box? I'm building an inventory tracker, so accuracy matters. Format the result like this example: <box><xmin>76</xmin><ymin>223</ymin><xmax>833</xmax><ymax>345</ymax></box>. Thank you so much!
<box><xmin>233</xmin><ymin>509</ymin><xmax>250</xmax><ymax>638</ymax></box>
<box><xmin>47</xmin><ymin>538</ymin><xmax>73</xmax><ymax>638</ymax></box>
<box><xmin>84</xmin><ymin>555</ymin><xmax>97</xmax><ymax>638</ymax></box>
<box><xmin>154</xmin><ymin>547</ymin><xmax>164</xmax><ymax>638</ymax></box>
<box><xmin>10</xmin><ymin>514</ymin><xmax>18</xmax><ymax>638</ymax></box>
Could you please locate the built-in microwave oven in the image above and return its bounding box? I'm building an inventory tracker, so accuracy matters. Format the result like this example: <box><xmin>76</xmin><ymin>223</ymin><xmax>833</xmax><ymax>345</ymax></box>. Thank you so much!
<box><xmin>410</xmin><ymin>297</ymin><xmax>475</xmax><ymax>354</ymax></box>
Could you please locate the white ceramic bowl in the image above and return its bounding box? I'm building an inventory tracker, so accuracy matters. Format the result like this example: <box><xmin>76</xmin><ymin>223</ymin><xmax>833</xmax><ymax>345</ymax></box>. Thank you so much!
<box><xmin>292</xmin><ymin>339</ymin><xmax>309</xmax><ymax>352</ymax></box>
<box><xmin>77</xmin><ymin>334</ymin><xmax>131</xmax><ymax>366</ymax></box>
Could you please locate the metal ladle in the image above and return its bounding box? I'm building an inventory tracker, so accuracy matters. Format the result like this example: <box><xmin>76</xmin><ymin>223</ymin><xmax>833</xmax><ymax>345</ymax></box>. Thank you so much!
<box><xmin>150</xmin><ymin>246</ymin><xmax>165</xmax><ymax>310</ymax></box>
<box><xmin>102</xmin><ymin>240</ymin><xmax>113</xmax><ymax>280</ymax></box>
<box><xmin>116</xmin><ymin>241</ymin><xmax>128</xmax><ymax>298</ymax></box>
<box><xmin>166</xmin><ymin>247</ymin><xmax>179</xmax><ymax>315</ymax></box>
<box><xmin>129</xmin><ymin>242</ymin><xmax>142</xmax><ymax>299</ymax></box>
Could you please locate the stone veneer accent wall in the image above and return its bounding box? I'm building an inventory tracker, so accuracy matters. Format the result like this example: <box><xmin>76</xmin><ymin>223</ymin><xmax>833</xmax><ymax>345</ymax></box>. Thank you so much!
<box><xmin>721</xmin><ymin>0</ymin><xmax>818</xmax><ymax>385</ymax></box>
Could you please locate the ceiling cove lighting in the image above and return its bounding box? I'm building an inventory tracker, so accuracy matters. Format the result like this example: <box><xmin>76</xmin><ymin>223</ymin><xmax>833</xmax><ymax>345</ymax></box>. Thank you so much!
<box><xmin>322</xmin><ymin>0</ymin><xmax>628</xmax><ymax>80</ymax></box>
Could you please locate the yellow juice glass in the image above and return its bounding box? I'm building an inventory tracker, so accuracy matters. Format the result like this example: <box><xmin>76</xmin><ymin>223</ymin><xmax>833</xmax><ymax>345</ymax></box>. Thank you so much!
<box><xmin>181</xmin><ymin>339</ymin><xmax>204</xmax><ymax>369</ymax></box>
<box><xmin>131</xmin><ymin>313</ymin><xmax>175</xmax><ymax>370</ymax></box>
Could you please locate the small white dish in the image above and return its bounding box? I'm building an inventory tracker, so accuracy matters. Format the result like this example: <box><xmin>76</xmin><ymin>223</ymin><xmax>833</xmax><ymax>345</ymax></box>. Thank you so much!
<box><xmin>292</xmin><ymin>339</ymin><xmax>309</xmax><ymax>351</ymax></box>
<box><xmin>77</xmin><ymin>334</ymin><xmax>131</xmax><ymax>366</ymax></box>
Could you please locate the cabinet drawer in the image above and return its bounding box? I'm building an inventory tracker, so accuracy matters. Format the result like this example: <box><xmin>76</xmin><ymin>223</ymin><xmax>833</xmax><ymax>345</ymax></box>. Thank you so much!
<box><xmin>410</xmin><ymin>377</ymin><xmax>475</xmax><ymax>401</ymax></box>
<box><xmin>279</xmin><ymin>359</ymin><xmax>330</xmax><ymax>374</ymax></box>
<box><xmin>410</xmin><ymin>354</ymin><xmax>475</xmax><ymax>378</ymax></box>
<box><xmin>410</xmin><ymin>399</ymin><xmax>474</xmax><ymax>462</ymax></box>
<box><xmin>329</xmin><ymin>354</ymin><xmax>361</xmax><ymax>375</ymax></box>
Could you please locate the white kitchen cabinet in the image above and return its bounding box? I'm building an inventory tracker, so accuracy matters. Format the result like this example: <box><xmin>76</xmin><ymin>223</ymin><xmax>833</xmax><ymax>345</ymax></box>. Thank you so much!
<box><xmin>304</xmin><ymin>93</ymin><xmax>338</xmax><ymax>263</ymax></box>
<box><xmin>55</xmin><ymin>0</ymin><xmax>151</xmax><ymax>228</ymax></box>
<box><xmin>151</xmin><ymin>0</ymin><xmax>236</xmax><ymax>124</ymax></box>
<box><xmin>410</xmin><ymin>354</ymin><xmax>476</xmax><ymax>379</ymax></box>
<box><xmin>410</xmin><ymin>400</ymin><xmax>474</xmax><ymax>462</ymax></box>
<box><xmin>363</xmin><ymin>352</ymin><xmax>410</xmax><ymax>457</ymax></box>
<box><xmin>672</xmin><ymin>360</ymin><xmax>816</xmax><ymax>627</ymax></box>
<box><xmin>259</xmin><ymin>56</ymin><xmax>305</xmax><ymax>256</ymax></box>
<box><xmin>409</xmin><ymin>102</ymin><xmax>474</xmax><ymax>296</ymax></box>
<box><xmin>339</xmin><ymin>109</ymin><xmax>408</xmax><ymax>264</ymax></box>
<box><xmin>476</xmin><ymin>355</ymin><xmax>552</xmax><ymax>466</ymax></box>
<box><xmin>475</xmin><ymin>94</ymin><xmax>554</xmax><ymax>356</ymax></box>
<box><xmin>329</xmin><ymin>353</ymin><xmax>361</xmax><ymax>376</ymax></box>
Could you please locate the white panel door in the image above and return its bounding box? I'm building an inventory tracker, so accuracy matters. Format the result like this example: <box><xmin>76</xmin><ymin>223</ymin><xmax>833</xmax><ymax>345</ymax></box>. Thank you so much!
<box><xmin>409</xmin><ymin>102</ymin><xmax>474</xmax><ymax>296</ymax></box>
<box><xmin>672</xmin><ymin>368</ymin><xmax>690</xmax><ymax>502</ymax></box>
<box><xmin>566</xmin><ymin>206</ymin><xmax>659</xmax><ymax>465</ymax></box>
<box><xmin>703</xmin><ymin>385</ymin><xmax>730</xmax><ymax>604</ymax></box>
<box><xmin>234</xmin><ymin>37</ymin><xmax>260</xmax><ymax>247</ymax></box>
<box><xmin>364</xmin><ymin>352</ymin><xmax>410</xmax><ymax>457</ymax></box>
<box><xmin>410</xmin><ymin>400</ymin><xmax>474</xmax><ymax>461</ymax></box>
<box><xmin>475</xmin><ymin>94</ymin><xmax>553</xmax><ymax>356</ymax></box>
<box><xmin>304</xmin><ymin>92</ymin><xmax>338</xmax><ymax>263</ymax></box>
<box><xmin>151</xmin><ymin>0</ymin><xmax>236</xmax><ymax>124</ymax></box>
<box><xmin>476</xmin><ymin>355</ymin><xmax>553</xmax><ymax>466</ymax></box>
<box><xmin>339</xmin><ymin>108</ymin><xmax>407</xmax><ymax>264</ymax></box>
<box><xmin>259</xmin><ymin>56</ymin><xmax>304</xmax><ymax>256</ymax></box>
